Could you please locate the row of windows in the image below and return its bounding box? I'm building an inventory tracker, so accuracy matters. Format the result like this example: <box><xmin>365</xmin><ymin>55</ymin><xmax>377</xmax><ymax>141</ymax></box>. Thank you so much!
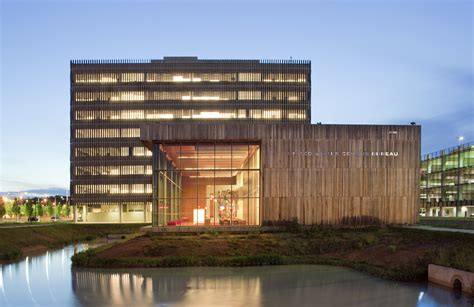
<box><xmin>78</xmin><ymin>203</ymin><xmax>151</xmax><ymax>213</ymax></box>
<box><xmin>421</xmin><ymin>149</ymin><xmax>474</xmax><ymax>173</ymax></box>
<box><xmin>75</xmin><ymin>128</ymin><xmax>140</xmax><ymax>139</ymax></box>
<box><xmin>75</xmin><ymin>184</ymin><xmax>152</xmax><ymax>194</ymax></box>
<box><xmin>74</xmin><ymin>72</ymin><xmax>307</xmax><ymax>84</ymax></box>
<box><xmin>74</xmin><ymin>91</ymin><xmax>307</xmax><ymax>102</ymax></box>
<box><xmin>75</xmin><ymin>147</ymin><xmax>152</xmax><ymax>157</ymax></box>
<box><xmin>75</xmin><ymin>165</ymin><xmax>152</xmax><ymax>176</ymax></box>
<box><xmin>75</xmin><ymin>109</ymin><xmax>307</xmax><ymax>121</ymax></box>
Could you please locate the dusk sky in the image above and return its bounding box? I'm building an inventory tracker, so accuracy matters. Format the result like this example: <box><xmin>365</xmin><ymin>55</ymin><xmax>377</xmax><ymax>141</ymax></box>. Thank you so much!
<box><xmin>1</xmin><ymin>0</ymin><xmax>473</xmax><ymax>192</ymax></box>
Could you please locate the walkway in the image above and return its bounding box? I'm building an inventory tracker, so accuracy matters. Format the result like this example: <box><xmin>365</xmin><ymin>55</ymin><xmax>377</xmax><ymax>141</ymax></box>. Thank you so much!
<box><xmin>0</xmin><ymin>223</ymin><xmax>58</xmax><ymax>229</ymax></box>
<box><xmin>402</xmin><ymin>225</ymin><xmax>474</xmax><ymax>235</ymax></box>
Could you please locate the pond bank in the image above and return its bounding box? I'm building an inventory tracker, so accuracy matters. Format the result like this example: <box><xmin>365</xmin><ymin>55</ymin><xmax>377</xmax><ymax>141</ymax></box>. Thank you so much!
<box><xmin>72</xmin><ymin>226</ymin><xmax>474</xmax><ymax>282</ymax></box>
<box><xmin>0</xmin><ymin>223</ymin><xmax>148</xmax><ymax>263</ymax></box>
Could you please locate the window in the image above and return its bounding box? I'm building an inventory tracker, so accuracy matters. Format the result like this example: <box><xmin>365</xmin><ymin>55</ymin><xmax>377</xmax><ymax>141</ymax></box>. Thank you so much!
<box><xmin>146</xmin><ymin>73</ymin><xmax>236</xmax><ymax>82</ymax></box>
<box><xmin>75</xmin><ymin>184</ymin><xmax>151</xmax><ymax>194</ymax></box>
<box><xmin>250</xmin><ymin>110</ymin><xmax>262</xmax><ymax>119</ymax></box>
<box><xmin>238</xmin><ymin>91</ymin><xmax>261</xmax><ymax>100</ymax></box>
<box><xmin>153</xmin><ymin>143</ymin><xmax>260</xmax><ymax>227</ymax></box>
<box><xmin>74</xmin><ymin>129</ymin><xmax>139</xmax><ymax>139</ymax></box>
<box><xmin>262</xmin><ymin>110</ymin><xmax>281</xmax><ymax>119</ymax></box>
<box><xmin>238</xmin><ymin>73</ymin><xmax>261</xmax><ymax>82</ymax></box>
<box><xmin>121</xmin><ymin>73</ymin><xmax>144</xmax><ymax>82</ymax></box>
<box><xmin>75</xmin><ymin>73</ymin><xmax>120</xmax><ymax>83</ymax></box>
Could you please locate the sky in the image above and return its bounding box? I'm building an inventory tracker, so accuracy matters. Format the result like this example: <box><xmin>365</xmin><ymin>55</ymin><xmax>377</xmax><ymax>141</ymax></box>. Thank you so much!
<box><xmin>0</xmin><ymin>0</ymin><xmax>473</xmax><ymax>192</ymax></box>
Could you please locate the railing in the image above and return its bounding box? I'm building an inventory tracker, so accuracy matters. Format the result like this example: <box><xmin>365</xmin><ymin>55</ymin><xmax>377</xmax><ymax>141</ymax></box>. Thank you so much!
<box><xmin>70</xmin><ymin>58</ymin><xmax>311</xmax><ymax>65</ymax></box>
<box><xmin>422</xmin><ymin>141</ymin><xmax>473</xmax><ymax>161</ymax></box>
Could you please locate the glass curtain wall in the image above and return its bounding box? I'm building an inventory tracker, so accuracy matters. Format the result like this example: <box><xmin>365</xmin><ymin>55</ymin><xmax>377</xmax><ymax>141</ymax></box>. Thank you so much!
<box><xmin>152</xmin><ymin>143</ymin><xmax>260</xmax><ymax>226</ymax></box>
<box><xmin>421</xmin><ymin>143</ymin><xmax>474</xmax><ymax>217</ymax></box>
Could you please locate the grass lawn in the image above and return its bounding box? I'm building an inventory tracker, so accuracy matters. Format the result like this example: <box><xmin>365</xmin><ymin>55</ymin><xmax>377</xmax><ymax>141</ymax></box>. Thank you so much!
<box><xmin>72</xmin><ymin>225</ymin><xmax>474</xmax><ymax>281</ymax></box>
<box><xmin>0</xmin><ymin>223</ymin><xmax>148</xmax><ymax>261</ymax></box>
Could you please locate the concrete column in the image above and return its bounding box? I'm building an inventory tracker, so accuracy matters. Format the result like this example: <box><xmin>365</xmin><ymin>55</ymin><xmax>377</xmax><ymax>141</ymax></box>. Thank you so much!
<box><xmin>73</xmin><ymin>205</ymin><xmax>77</xmax><ymax>223</ymax></box>
<box><xmin>144</xmin><ymin>203</ymin><xmax>147</xmax><ymax>223</ymax></box>
<box><xmin>83</xmin><ymin>205</ymin><xmax>87</xmax><ymax>222</ymax></box>
<box><xmin>119</xmin><ymin>203</ymin><xmax>123</xmax><ymax>223</ymax></box>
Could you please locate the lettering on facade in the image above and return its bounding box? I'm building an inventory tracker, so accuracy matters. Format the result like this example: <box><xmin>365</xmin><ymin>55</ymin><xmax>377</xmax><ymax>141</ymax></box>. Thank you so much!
<box><xmin>289</xmin><ymin>151</ymin><xmax>399</xmax><ymax>157</ymax></box>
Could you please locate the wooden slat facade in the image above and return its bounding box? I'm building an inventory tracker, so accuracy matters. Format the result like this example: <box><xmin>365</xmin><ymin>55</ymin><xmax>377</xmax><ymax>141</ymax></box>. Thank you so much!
<box><xmin>141</xmin><ymin>123</ymin><xmax>421</xmax><ymax>225</ymax></box>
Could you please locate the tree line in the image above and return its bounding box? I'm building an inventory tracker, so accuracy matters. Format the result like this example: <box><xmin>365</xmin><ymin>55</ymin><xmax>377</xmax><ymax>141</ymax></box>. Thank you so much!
<box><xmin>0</xmin><ymin>195</ymin><xmax>71</xmax><ymax>220</ymax></box>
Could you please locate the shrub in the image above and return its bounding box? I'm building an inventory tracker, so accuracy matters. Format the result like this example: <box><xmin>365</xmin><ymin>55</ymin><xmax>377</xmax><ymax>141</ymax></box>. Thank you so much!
<box><xmin>361</xmin><ymin>233</ymin><xmax>378</xmax><ymax>246</ymax></box>
<box><xmin>3</xmin><ymin>249</ymin><xmax>21</xmax><ymax>260</ymax></box>
<box><xmin>341</xmin><ymin>215</ymin><xmax>382</xmax><ymax>227</ymax></box>
<box><xmin>388</xmin><ymin>245</ymin><xmax>397</xmax><ymax>254</ymax></box>
<box><xmin>287</xmin><ymin>217</ymin><xmax>302</xmax><ymax>233</ymax></box>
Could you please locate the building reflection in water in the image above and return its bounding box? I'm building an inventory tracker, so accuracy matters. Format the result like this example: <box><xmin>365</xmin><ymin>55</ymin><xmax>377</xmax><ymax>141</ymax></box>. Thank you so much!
<box><xmin>71</xmin><ymin>265</ymin><xmax>472</xmax><ymax>306</ymax></box>
<box><xmin>72</xmin><ymin>267</ymin><xmax>263</xmax><ymax>306</ymax></box>
<box><xmin>0</xmin><ymin>244</ymin><xmax>471</xmax><ymax>307</ymax></box>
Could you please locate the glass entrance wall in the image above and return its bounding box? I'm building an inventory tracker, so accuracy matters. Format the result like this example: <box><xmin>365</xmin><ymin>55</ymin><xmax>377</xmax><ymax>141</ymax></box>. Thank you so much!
<box><xmin>152</xmin><ymin>142</ymin><xmax>260</xmax><ymax>226</ymax></box>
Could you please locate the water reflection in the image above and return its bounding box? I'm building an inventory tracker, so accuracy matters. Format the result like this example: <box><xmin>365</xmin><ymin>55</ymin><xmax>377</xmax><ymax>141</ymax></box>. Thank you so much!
<box><xmin>0</xmin><ymin>244</ymin><xmax>472</xmax><ymax>307</ymax></box>
<box><xmin>72</xmin><ymin>266</ymin><xmax>473</xmax><ymax>307</ymax></box>
<box><xmin>0</xmin><ymin>243</ymin><xmax>90</xmax><ymax>306</ymax></box>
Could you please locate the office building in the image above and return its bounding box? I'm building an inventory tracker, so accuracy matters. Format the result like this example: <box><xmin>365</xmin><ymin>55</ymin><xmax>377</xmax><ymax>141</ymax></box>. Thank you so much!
<box><xmin>420</xmin><ymin>142</ymin><xmax>474</xmax><ymax>217</ymax></box>
<box><xmin>71</xmin><ymin>57</ymin><xmax>420</xmax><ymax>226</ymax></box>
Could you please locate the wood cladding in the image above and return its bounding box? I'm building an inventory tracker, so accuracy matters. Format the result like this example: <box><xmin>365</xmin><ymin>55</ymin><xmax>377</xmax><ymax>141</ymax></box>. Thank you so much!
<box><xmin>141</xmin><ymin>123</ymin><xmax>421</xmax><ymax>225</ymax></box>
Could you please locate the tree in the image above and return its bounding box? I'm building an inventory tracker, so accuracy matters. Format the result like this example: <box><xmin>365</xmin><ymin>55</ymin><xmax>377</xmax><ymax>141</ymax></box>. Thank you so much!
<box><xmin>47</xmin><ymin>200</ymin><xmax>54</xmax><ymax>216</ymax></box>
<box><xmin>11</xmin><ymin>199</ymin><xmax>21</xmax><ymax>220</ymax></box>
<box><xmin>5</xmin><ymin>200</ymin><xmax>13</xmax><ymax>216</ymax></box>
<box><xmin>63</xmin><ymin>204</ymin><xmax>71</xmax><ymax>218</ymax></box>
<box><xmin>36</xmin><ymin>204</ymin><xmax>44</xmax><ymax>217</ymax></box>
<box><xmin>25</xmin><ymin>199</ymin><xmax>34</xmax><ymax>217</ymax></box>
<box><xmin>56</xmin><ymin>204</ymin><xmax>62</xmax><ymax>217</ymax></box>
<box><xmin>0</xmin><ymin>197</ymin><xmax>5</xmax><ymax>218</ymax></box>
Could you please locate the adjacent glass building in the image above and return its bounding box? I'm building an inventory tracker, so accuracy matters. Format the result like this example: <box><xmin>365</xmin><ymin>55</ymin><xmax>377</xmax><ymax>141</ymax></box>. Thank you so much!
<box><xmin>420</xmin><ymin>142</ymin><xmax>474</xmax><ymax>217</ymax></box>
<box><xmin>71</xmin><ymin>57</ymin><xmax>311</xmax><ymax>223</ymax></box>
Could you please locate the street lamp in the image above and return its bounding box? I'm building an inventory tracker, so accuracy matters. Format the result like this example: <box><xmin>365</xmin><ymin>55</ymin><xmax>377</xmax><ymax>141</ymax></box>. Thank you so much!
<box><xmin>457</xmin><ymin>136</ymin><xmax>464</xmax><ymax>146</ymax></box>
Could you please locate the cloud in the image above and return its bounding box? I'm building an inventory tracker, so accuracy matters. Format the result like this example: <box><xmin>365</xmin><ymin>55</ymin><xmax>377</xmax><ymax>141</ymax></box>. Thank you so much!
<box><xmin>414</xmin><ymin>105</ymin><xmax>474</xmax><ymax>154</ymax></box>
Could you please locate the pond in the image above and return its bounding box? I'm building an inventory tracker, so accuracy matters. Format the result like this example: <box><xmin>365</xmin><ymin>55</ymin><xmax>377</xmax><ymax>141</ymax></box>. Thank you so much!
<box><xmin>0</xmin><ymin>244</ymin><xmax>471</xmax><ymax>306</ymax></box>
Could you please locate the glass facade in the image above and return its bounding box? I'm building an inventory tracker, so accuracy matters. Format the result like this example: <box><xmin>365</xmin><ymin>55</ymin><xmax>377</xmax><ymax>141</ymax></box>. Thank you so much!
<box><xmin>71</xmin><ymin>57</ymin><xmax>310</xmax><ymax>223</ymax></box>
<box><xmin>152</xmin><ymin>143</ymin><xmax>260</xmax><ymax>226</ymax></box>
<box><xmin>420</xmin><ymin>142</ymin><xmax>474</xmax><ymax>217</ymax></box>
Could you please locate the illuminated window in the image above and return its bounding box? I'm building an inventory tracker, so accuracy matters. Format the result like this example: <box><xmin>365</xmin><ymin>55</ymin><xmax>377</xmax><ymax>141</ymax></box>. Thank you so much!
<box><xmin>191</xmin><ymin>111</ymin><xmax>237</xmax><ymax>119</ymax></box>
<box><xmin>121</xmin><ymin>110</ymin><xmax>144</xmax><ymax>120</ymax></box>
<box><xmin>146</xmin><ymin>73</ymin><xmax>236</xmax><ymax>82</ymax></box>
<box><xmin>75</xmin><ymin>73</ymin><xmax>120</xmax><ymax>83</ymax></box>
<box><xmin>121</xmin><ymin>73</ymin><xmax>144</xmax><ymax>82</ymax></box>
<box><xmin>75</xmin><ymin>129</ymin><xmax>139</xmax><ymax>139</ymax></box>
<box><xmin>238</xmin><ymin>73</ymin><xmax>261</xmax><ymax>82</ymax></box>
<box><xmin>262</xmin><ymin>110</ymin><xmax>281</xmax><ymax>119</ymax></box>
<box><xmin>154</xmin><ymin>143</ymin><xmax>260</xmax><ymax>226</ymax></box>
<box><xmin>288</xmin><ymin>112</ymin><xmax>306</xmax><ymax>120</ymax></box>
<box><xmin>238</xmin><ymin>91</ymin><xmax>261</xmax><ymax>100</ymax></box>
<box><xmin>75</xmin><ymin>147</ymin><xmax>150</xmax><ymax>157</ymax></box>
<box><xmin>75</xmin><ymin>91</ymin><xmax>145</xmax><ymax>102</ymax></box>
<box><xmin>76</xmin><ymin>184</ymin><xmax>151</xmax><ymax>194</ymax></box>
<box><xmin>262</xmin><ymin>73</ymin><xmax>307</xmax><ymax>83</ymax></box>
<box><xmin>250</xmin><ymin>110</ymin><xmax>262</xmax><ymax>119</ymax></box>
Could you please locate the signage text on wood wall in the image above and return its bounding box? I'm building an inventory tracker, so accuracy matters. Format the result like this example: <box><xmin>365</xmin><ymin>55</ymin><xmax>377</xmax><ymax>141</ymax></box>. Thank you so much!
<box><xmin>290</xmin><ymin>151</ymin><xmax>399</xmax><ymax>157</ymax></box>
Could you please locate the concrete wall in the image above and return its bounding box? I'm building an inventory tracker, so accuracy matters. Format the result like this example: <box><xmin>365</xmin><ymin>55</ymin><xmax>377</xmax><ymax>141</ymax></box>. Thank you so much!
<box><xmin>428</xmin><ymin>264</ymin><xmax>474</xmax><ymax>294</ymax></box>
